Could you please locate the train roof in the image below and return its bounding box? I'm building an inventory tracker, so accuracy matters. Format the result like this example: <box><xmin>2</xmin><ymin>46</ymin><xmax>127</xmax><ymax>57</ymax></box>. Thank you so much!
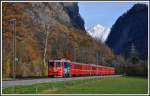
<box><xmin>71</xmin><ymin>62</ymin><xmax>114</xmax><ymax>69</ymax></box>
<box><xmin>49</xmin><ymin>59</ymin><xmax>71</xmax><ymax>62</ymax></box>
<box><xmin>48</xmin><ymin>59</ymin><xmax>114</xmax><ymax>69</ymax></box>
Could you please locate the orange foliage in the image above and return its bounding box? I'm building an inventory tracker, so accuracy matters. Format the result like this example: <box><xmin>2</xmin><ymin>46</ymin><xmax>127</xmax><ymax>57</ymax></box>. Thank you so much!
<box><xmin>66</xmin><ymin>48</ymin><xmax>73</xmax><ymax>60</ymax></box>
<box><xmin>2</xmin><ymin>2</ymin><xmax>31</xmax><ymax>34</ymax></box>
<box><xmin>26</xmin><ymin>46</ymin><xmax>37</xmax><ymax>60</ymax></box>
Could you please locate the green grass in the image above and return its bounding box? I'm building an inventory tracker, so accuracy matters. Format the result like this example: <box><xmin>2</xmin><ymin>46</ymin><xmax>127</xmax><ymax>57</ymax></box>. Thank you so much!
<box><xmin>3</xmin><ymin>76</ymin><xmax>148</xmax><ymax>94</ymax></box>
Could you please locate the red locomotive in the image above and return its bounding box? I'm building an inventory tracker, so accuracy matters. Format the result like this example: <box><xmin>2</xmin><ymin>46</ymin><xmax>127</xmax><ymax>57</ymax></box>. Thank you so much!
<box><xmin>48</xmin><ymin>59</ymin><xmax>115</xmax><ymax>77</ymax></box>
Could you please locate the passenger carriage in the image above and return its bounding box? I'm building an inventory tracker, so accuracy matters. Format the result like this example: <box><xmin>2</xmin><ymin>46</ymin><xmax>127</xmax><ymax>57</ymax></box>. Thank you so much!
<box><xmin>48</xmin><ymin>59</ymin><xmax>115</xmax><ymax>77</ymax></box>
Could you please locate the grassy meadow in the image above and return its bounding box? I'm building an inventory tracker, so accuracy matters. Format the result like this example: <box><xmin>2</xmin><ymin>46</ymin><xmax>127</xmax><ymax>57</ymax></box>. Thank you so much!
<box><xmin>3</xmin><ymin>76</ymin><xmax>148</xmax><ymax>94</ymax></box>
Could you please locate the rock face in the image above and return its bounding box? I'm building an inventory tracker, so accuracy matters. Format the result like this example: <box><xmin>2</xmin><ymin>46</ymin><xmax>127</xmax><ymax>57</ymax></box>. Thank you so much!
<box><xmin>31</xmin><ymin>2</ymin><xmax>85</xmax><ymax>31</ymax></box>
<box><xmin>87</xmin><ymin>24</ymin><xmax>110</xmax><ymax>43</ymax></box>
<box><xmin>62</xmin><ymin>3</ymin><xmax>85</xmax><ymax>30</ymax></box>
<box><xmin>106</xmin><ymin>4</ymin><xmax>148</xmax><ymax>59</ymax></box>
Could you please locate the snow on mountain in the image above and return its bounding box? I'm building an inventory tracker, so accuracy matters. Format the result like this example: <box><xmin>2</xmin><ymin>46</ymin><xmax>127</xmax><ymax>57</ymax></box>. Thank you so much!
<box><xmin>87</xmin><ymin>24</ymin><xmax>110</xmax><ymax>43</ymax></box>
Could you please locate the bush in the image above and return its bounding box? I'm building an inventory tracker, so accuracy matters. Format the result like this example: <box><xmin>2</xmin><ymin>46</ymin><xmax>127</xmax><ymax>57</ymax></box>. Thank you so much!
<box><xmin>125</xmin><ymin>63</ymin><xmax>148</xmax><ymax>76</ymax></box>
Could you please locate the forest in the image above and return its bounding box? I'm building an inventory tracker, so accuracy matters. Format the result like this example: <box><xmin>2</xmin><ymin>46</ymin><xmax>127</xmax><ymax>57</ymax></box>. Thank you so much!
<box><xmin>2</xmin><ymin>2</ymin><xmax>114</xmax><ymax>78</ymax></box>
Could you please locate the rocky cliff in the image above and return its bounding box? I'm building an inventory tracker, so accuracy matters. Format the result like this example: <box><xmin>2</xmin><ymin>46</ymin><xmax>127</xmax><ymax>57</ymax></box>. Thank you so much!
<box><xmin>106</xmin><ymin>4</ymin><xmax>148</xmax><ymax>60</ymax></box>
<box><xmin>30</xmin><ymin>2</ymin><xmax>85</xmax><ymax>30</ymax></box>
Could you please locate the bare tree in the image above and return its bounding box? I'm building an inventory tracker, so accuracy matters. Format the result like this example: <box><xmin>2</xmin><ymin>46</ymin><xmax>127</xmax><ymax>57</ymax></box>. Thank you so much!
<box><xmin>43</xmin><ymin>24</ymin><xmax>49</xmax><ymax>67</ymax></box>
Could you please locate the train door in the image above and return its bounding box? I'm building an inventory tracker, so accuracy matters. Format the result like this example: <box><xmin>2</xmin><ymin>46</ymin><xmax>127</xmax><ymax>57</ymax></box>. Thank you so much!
<box><xmin>55</xmin><ymin>61</ymin><xmax>63</xmax><ymax>76</ymax></box>
<box><xmin>48</xmin><ymin>61</ymin><xmax>54</xmax><ymax>77</ymax></box>
<box><xmin>64</xmin><ymin>62</ymin><xmax>70</xmax><ymax>77</ymax></box>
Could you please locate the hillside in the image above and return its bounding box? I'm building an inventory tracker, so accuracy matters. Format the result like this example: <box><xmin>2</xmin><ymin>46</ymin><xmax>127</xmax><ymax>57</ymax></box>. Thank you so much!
<box><xmin>106</xmin><ymin>4</ymin><xmax>148</xmax><ymax>60</ymax></box>
<box><xmin>2</xmin><ymin>2</ymin><xmax>113</xmax><ymax>78</ymax></box>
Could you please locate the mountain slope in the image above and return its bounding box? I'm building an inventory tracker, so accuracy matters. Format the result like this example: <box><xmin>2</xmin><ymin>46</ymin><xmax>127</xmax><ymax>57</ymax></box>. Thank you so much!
<box><xmin>2</xmin><ymin>2</ymin><xmax>113</xmax><ymax>77</ymax></box>
<box><xmin>106</xmin><ymin>4</ymin><xmax>148</xmax><ymax>59</ymax></box>
<box><xmin>87</xmin><ymin>24</ymin><xmax>110</xmax><ymax>43</ymax></box>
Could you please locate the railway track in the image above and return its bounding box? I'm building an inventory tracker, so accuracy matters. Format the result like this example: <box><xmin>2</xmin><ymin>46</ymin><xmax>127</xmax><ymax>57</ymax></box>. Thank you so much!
<box><xmin>2</xmin><ymin>75</ymin><xmax>122</xmax><ymax>88</ymax></box>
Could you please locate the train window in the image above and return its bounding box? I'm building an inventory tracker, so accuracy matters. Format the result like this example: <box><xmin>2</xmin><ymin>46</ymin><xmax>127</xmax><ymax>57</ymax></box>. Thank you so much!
<box><xmin>49</xmin><ymin>62</ymin><xmax>54</xmax><ymax>67</ymax></box>
<box><xmin>92</xmin><ymin>67</ymin><xmax>96</xmax><ymax>70</ymax></box>
<box><xmin>74</xmin><ymin>65</ymin><xmax>79</xmax><ymax>69</ymax></box>
<box><xmin>56</xmin><ymin>62</ymin><xmax>61</xmax><ymax>67</ymax></box>
<box><xmin>74</xmin><ymin>65</ymin><xmax>77</xmax><ymax>69</ymax></box>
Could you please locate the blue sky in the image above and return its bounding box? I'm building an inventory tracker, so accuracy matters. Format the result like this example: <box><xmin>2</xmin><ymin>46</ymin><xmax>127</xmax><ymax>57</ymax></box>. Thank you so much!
<box><xmin>78</xmin><ymin>2</ymin><xmax>148</xmax><ymax>30</ymax></box>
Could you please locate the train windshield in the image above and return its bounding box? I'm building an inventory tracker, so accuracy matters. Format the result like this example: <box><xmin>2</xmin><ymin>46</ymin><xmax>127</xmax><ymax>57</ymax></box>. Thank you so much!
<box><xmin>64</xmin><ymin>62</ymin><xmax>69</xmax><ymax>68</ymax></box>
<box><xmin>49</xmin><ymin>62</ymin><xmax>54</xmax><ymax>67</ymax></box>
<box><xmin>56</xmin><ymin>62</ymin><xmax>61</xmax><ymax>67</ymax></box>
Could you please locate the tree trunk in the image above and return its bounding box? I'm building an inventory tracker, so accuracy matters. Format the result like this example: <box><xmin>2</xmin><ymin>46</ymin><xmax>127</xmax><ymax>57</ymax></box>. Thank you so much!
<box><xmin>43</xmin><ymin>24</ymin><xmax>49</xmax><ymax>75</ymax></box>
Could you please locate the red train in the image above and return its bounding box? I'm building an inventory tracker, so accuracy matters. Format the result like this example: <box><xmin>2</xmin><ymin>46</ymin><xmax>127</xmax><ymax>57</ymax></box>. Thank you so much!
<box><xmin>48</xmin><ymin>59</ymin><xmax>115</xmax><ymax>77</ymax></box>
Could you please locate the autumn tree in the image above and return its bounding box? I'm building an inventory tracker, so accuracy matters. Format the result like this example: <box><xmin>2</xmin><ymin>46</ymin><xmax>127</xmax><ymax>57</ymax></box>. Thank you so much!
<box><xmin>2</xmin><ymin>2</ymin><xmax>32</xmax><ymax>77</ymax></box>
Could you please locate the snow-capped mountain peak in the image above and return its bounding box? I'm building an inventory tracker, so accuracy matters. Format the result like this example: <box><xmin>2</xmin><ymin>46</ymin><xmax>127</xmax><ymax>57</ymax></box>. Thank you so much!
<box><xmin>87</xmin><ymin>24</ymin><xmax>110</xmax><ymax>43</ymax></box>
